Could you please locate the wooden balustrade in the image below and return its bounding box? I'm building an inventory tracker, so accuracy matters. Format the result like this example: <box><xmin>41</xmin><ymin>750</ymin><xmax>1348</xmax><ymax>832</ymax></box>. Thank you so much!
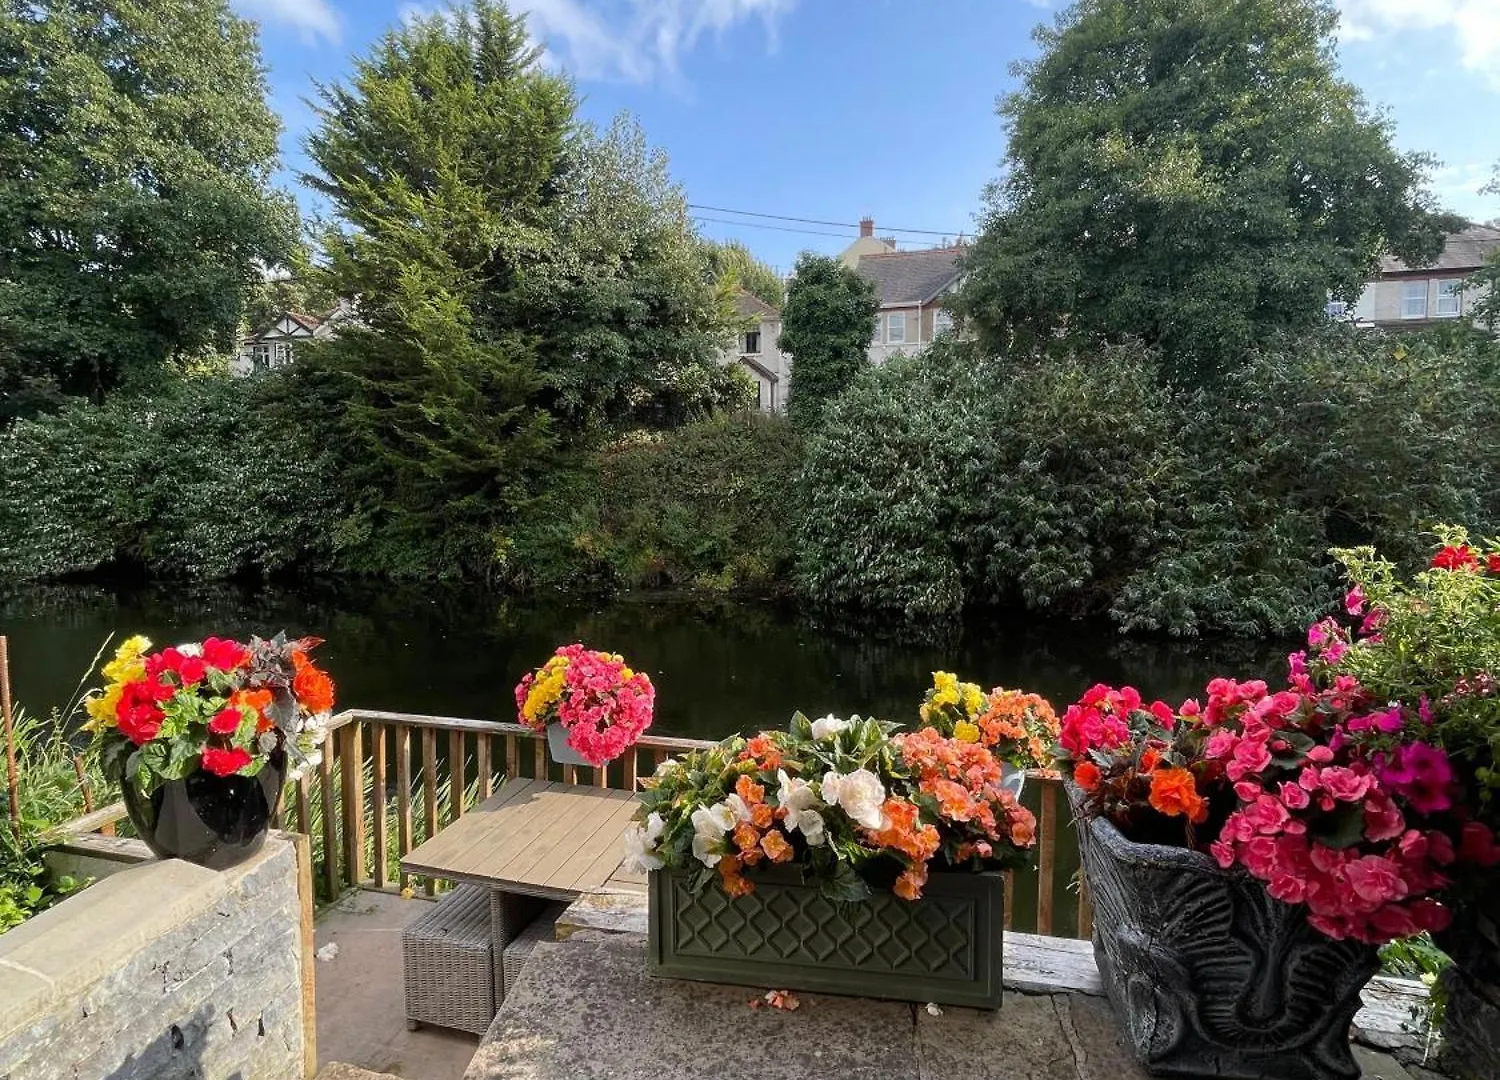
<box><xmin>50</xmin><ymin>708</ymin><xmax>1092</xmax><ymax>936</ymax></box>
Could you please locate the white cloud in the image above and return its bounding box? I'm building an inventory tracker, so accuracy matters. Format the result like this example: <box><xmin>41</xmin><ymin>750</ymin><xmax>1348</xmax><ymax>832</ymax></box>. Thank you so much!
<box><xmin>234</xmin><ymin>0</ymin><xmax>341</xmax><ymax>46</ymax></box>
<box><xmin>1337</xmin><ymin>0</ymin><xmax>1500</xmax><ymax>87</ymax></box>
<box><xmin>516</xmin><ymin>0</ymin><xmax>798</xmax><ymax>84</ymax></box>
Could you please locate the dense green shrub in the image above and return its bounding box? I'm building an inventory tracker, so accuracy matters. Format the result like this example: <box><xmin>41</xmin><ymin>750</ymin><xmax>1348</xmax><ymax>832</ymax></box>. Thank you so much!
<box><xmin>0</xmin><ymin>376</ymin><xmax>348</xmax><ymax>579</ymax></box>
<box><xmin>510</xmin><ymin>411</ymin><xmax>804</xmax><ymax>594</ymax></box>
<box><xmin>799</xmin><ymin>332</ymin><xmax>1500</xmax><ymax>636</ymax></box>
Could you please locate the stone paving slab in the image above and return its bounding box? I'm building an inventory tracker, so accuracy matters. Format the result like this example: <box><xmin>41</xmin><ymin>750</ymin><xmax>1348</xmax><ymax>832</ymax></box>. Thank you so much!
<box><xmin>464</xmin><ymin>929</ymin><xmax>1440</xmax><ymax>1080</ymax></box>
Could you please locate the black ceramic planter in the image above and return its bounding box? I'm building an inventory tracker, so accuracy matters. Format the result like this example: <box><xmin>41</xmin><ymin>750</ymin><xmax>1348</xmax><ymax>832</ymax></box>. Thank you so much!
<box><xmin>120</xmin><ymin>753</ymin><xmax>285</xmax><ymax>870</ymax></box>
<box><xmin>1067</xmin><ymin>783</ymin><xmax>1379</xmax><ymax>1080</ymax></box>
<box><xmin>1436</xmin><ymin>895</ymin><xmax>1500</xmax><ymax>1080</ymax></box>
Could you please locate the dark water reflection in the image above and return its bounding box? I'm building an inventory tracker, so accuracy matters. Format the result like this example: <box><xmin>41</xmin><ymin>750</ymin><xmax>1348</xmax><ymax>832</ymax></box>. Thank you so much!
<box><xmin>0</xmin><ymin>581</ymin><xmax>1290</xmax><ymax>737</ymax></box>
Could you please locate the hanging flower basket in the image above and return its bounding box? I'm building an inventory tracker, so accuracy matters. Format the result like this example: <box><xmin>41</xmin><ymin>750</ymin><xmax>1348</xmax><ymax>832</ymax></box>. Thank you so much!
<box><xmin>515</xmin><ymin>644</ymin><xmax>654</xmax><ymax>768</ymax></box>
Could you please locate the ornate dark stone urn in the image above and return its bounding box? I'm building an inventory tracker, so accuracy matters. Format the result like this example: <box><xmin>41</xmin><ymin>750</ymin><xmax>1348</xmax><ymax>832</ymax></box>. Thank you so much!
<box><xmin>1068</xmin><ymin>783</ymin><xmax>1380</xmax><ymax>1080</ymax></box>
<box><xmin>1436</xmin><ymin>889</ymin><xmax>1500</xmax><ymax>1080</ymax></box>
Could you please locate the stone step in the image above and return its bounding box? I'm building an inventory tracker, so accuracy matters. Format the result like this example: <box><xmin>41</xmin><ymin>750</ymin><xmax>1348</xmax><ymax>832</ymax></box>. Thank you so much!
<box><xmin>314</xmin><ymin>1063</ymin><xmax>404</xmax><ymax>1080</ymax></box>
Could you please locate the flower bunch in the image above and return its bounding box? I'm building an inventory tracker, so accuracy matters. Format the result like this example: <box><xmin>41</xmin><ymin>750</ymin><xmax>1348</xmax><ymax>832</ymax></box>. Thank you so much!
<box><xmin>918</xmin><ymin>671</ymin><xmax>1058</xmax><ymax>771</ymax></box>
<box><xmin>514</xmin><ymin>644</ymin><xmax>654</xmax><ymax>766</ymax></box>
<box><xmin>625</xmin><ymin>711</ymin><xmax>1036</xmax><ymax>903</ymax></box>
<box><xmin>1194</xmin><ymin>673</ymin><xmax>1498</xmax><ymax>943</ymax></box>
<box><xmin>1056</xmin><ymin>683</ymin><xmax>1211</xmax><ymax>844</ymax></box>
<box><xmin>85</xmin><ymin>632</ymin><xmax>334</xmax><ymax>792</ymax></box>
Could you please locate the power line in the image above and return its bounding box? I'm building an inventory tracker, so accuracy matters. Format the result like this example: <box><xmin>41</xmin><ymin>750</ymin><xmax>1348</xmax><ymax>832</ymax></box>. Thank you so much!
<box><xmin>688</xmin><ymin>203</ymin><xmax>963</xmax><ymax>238</ymax></box>
<box><xmin>691</xmin><ymin>215</ymin><xmax>948</xmax><ymax>250</ymax></box>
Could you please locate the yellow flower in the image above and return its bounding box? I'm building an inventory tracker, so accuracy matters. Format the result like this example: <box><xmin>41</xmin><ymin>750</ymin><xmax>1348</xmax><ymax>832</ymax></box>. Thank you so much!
<box><xmin>82</xmin><ymin>683</ymin><xmax>123</xmax><ymax>732</ymax></box>
<box><xmin>953</xmin><ymin>721</ymin><xmax>981</xmax><ymax>744</ymax></box>
<box><xmin>100</xmin><ymin>634</ymin><xmax>151</xmax><ymax>685</ymax></box>
<box><xmin>961</xmin><ymin>683</ymin><xmax>985</xmax><ymax>716</ymax></box>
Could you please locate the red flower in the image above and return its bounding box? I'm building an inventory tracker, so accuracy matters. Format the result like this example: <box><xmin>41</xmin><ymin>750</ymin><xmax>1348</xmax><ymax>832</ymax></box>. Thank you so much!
<box><xmin>201</xmin><ymin>746</ymin><xmax>252</xmax><ymax>777</ymax></box>
<box><xmin>177</xmin><ymin>655</ymin><xmax>206</xmax><ymax>684</ymax></box>
<box><xmin>1488</xmin><ymin>554</ymin><xmax>1500</xmax><ymax>574</ymax></box>
<box><xmin>1431</xmin><ymin>545</ymin><xmax>1480</xmax><ymax>571</ymax></box>
<box><xmin>1074</xmin><ymin>761</ymin><xmax>1102</xmax><ymax>792</ymax></box>
<box><xmin>115</xmin><ymin>677</ymin><xmax>174</xmax><ymax>745</ymax></box>
<box><xmin>209</xmin><ymin>707</ymin><xmax>243</xmax><ymax>735</ymax></box>
<box><xmin>202</xmin><ymin>637</ymin><xmax>250</xmax><ymax>672</ymax></box>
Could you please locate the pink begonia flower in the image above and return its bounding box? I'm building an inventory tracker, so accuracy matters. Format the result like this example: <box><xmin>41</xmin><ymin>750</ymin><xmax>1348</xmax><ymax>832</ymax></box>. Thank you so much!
<box><xmin>1320</xmin><ymin>767</ymin><xmax>1374</xmax><ymax>803</ymax></box>
<box><xmin>1243</xmin><ymin>794</ymin><xmax>1292</xmax><ymax>834</ymax></box>
<box><xmin>1234</xmin><ymin>780</ymin><xmax>1262</xmax><ymax>802</ymax></box>
<box><xmin>1346</xmin><ymin>856</ymin><xmax>1409</xmax><ymax>906</ymax></box>
<box><xmin>1205</xmin><ymin>729</ymin><xmax>1237</xmax><ymax>759</ymax></box>
<box><xmin>1211</xmin><ymin>839</ymin><xmax>1236</xmax><ymax>869</ymax></box>
<box><xmin>1287</xmin><ymin>651</ymin><xmax>1308</xmax><ymax>679</ymax></box>
<box><xmin>1360</xmin><ymin>608</ymin><xmax>1388</xmax><ymax>636</ymax></box>
<box><xmin>1345</xmin><ymin>586</ymin><xmax>1366</xmax><ymax>615</ymax></box>
<box><xmin>1362</xmin><ymin>791</ymin><xmax>1405</xmax><ymax>842</ymax></box>
<box><xmin>1307</xmin><ymin>621</ymin><xmax>1331</xmax><ymax>649</ymax></box>
<box><xmin>1349</xmin><ymin>707</ymin><xmax>1404</xmax><ymax>735</ymax></box>
<box><xmin>1458</xmin><ymin>822</ymin><xmax>1500</xmax><ymax>867</ymax></box>
<box><xmin>1179</xmin><ymin>698</ymin><xmax>1201</xmax><ymax>718</ymax></box>
<box><xmin>1380</xmin><ymin>743</ymin><xmax>1454</xmax><ymax>816</ymax></box>
<box><xmin>1307</xmin><ymin>745</ymin><xmax>1334</xmax><ymax>764</ymax></box>
<box><xmin>1426</xmin><ymin>830</ymin><xmax>1456</xmax><ymax>866</ymax></box>
<box><xmin>1323</xmin><ymin>640</ymin><xmax>1349</xmax><ymax>665</ymax></box>
<box><xmin>1279</xmin><ymin>782</ymin><xmax>1310</xmax><ymax>810</ymax></box>
<box><xmin>1299</xmin><ymin>765</ymin><xmax>1323</xmax><ymax>791</ymax></box>
<box><xmin>1227</xmin><ymin>734</ymin><xmax>1273</xmax><ymax>781</ymax></box>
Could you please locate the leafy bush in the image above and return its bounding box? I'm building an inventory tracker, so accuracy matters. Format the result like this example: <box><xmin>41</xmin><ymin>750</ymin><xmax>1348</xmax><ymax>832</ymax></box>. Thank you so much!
<box><xmin>510</xmin><ymin>411</ymin><xmax>804</xmax><ymax>594</ymax></box>
<box><xmin>0</xmin><ymin>376</ymin><xmax>349</xmax><ymax>580</ymax></box>
<box><xmin>798</xmin><ymin>331</ymin><xmax>1500</xmax><ymax>636</ymax></box>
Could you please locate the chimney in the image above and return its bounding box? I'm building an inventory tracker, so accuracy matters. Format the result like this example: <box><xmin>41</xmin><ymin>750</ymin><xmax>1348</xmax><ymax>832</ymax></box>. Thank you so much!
<box><xmin>859</xmin><ymin>216</ymin><xmax>874</xmax><ymax>238</ymax></box>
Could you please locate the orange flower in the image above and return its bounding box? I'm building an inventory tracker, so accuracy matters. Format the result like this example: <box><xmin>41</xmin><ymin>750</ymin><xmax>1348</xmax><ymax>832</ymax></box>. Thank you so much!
<box><xmin>1074</xmin><ymin>761</ymin><xmax>1102</xmax><ymax>792</ymax></box>
<box><xmin>924</xmin><ymin>777</ymin><xmax>975</xmax><ymax>822</ymax></box>
<box><xmin>742</xmin><ymin>735</ymin><xmax>782</xmax><ymax>770</ymax></box>
<box><xmin>1009</xmin><ymin>808</ymin><xmax>1037</xmax><ymax>848</ymax></box>
<box><xmin>735</xmin><ymin>775</ymin><xmax>765</xmax><ymax>805</ymax></box>
<box><xmin>230</xmin><ymin>688</ymin><xmax>276</xmax><ymax>732</ymax></box>
<box><xmin>733</xmin><ymin>822</ymin><xmax>761</xmax><ymax>853</ymax></box>
<box><xmin>760</xmin><ymin>830</ymin><xmax>794</xmax><ymax>863</ymax></box>
<box><xmin>1140</xmin><ymin>748</ymin><xmax>1161</xmax><ymax>771</ymax></box>
<box><xmin>750</xmin><ymin>803</ymin><xmax>774</xmax><ymax>829</ymax></box>
<box><xmin>718</xmin><ymin>856</ymin><xmax>754</xmax><ymax>898</ymax></box>
<box><xmin>894</xmin><ymin>864</ymin><xmax>928</xmax><ymax>901</ymax></box>
<box><xmin>1148</xmin><ymin>767</ymin><xmax>1208</xmax><ymax>824</ymax></box>
<box><xmin>291</xmin><ymin>655</ymin><xmax>335</xmax><ymax>715</ymax></box>
<box><xmin>868</xmin><ymin>798</ymin><xmax>940</xmax><ymax>863</ymax></box>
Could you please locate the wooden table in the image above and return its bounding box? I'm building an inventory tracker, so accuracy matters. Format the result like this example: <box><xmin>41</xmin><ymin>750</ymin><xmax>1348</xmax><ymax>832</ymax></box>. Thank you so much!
<box><xmin>400</xmin><ymin>778</ymin><xmax>644</xmax><ymax>901</ymax></box>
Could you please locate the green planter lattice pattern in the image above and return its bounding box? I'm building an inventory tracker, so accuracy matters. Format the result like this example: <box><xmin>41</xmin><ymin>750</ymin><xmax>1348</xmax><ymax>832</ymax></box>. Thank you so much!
<box><xmin>648</xmin><ymin>866</ymin><xmax>1005</xmax><ymax>1008</ymax></box>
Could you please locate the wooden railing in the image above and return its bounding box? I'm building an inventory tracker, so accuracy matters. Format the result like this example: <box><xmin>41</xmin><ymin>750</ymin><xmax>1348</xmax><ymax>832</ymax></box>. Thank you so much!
<box><xmin>52</xmin><ymin>709</ymin><xmax>1092</xmax><ymax>937</ymax></box>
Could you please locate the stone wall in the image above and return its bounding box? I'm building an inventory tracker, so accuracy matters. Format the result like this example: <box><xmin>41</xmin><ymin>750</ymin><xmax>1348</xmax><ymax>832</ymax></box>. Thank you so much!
<box><xmin>0</xmin><ymin>835</ymin><xmax>313</xmax><ymax>1080</ymax></box>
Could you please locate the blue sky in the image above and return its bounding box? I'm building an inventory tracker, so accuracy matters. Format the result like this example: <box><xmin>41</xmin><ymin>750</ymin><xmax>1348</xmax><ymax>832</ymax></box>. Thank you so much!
<box><xmin>237</xmin><ymin>0</ymin><xmax>1500</xmax><ymax>276</ymax></box>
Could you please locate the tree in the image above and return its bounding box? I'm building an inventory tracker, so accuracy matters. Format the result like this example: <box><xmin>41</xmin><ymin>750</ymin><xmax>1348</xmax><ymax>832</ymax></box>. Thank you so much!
<box><xmin>0</xmin><ymin>0</ymin><xmax>296</xmax><ymax>418</ymax></box>
<box><xmin>297</xmin><ymin>1</ymin><xmax>737</xmax><ymax>577</ymax></box>
<box><xmin>297</xmin><ymin>0</ymin><xmax>567</xmax><ymax>578</ymax></box>
<box><xmin>704</xmin><ymin>239</ymin><xmax>785</xmax><ymax>309</ymax></box>
<box><xmin>780</xmin><ymin>254</ymin><xmax>878</xmax><ymax>426</ymax></box>
<box><xmin>957</xmin><ymin>0</ymin><xmax>1455</xmax><ymax>385</ymax></box>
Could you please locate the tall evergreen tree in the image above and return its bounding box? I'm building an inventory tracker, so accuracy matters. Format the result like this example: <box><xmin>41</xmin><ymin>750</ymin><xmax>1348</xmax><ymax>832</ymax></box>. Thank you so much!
<box><xmin>957</xmin><ymin>0</ymin><xmax>1456</xmax><ymax>385</ymax></box>
<box><xmin>0</xmin><ymin>0</ymin><xmax>296</xmax><ymax>418</ymax></box>
<box><xmin>781</xmin><ymin>253</ymin><xmax>878</xmax><ymax>427</ymax></box>
<box><xmin>704</xmin><ymin>239</ymin><xmax>786</xmax><ymax>309</ymax></box>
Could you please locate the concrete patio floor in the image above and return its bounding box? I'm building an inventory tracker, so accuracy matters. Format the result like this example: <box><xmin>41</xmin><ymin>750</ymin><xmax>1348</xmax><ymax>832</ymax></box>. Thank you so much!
<box><xmin>314</xmin><ymin>890</ymin><xmax>478</xmax><ymax>1080</ymax></box>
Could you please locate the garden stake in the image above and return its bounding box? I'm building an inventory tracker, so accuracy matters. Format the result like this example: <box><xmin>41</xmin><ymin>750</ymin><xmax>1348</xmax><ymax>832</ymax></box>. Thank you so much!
<box><xmin>0</xmin><ymin>636</ymin><xmax>20</xmax><ymax>831</ymax></box>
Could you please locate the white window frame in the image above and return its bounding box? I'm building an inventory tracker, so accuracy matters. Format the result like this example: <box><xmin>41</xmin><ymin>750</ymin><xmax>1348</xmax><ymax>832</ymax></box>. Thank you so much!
<box><xmin>932</xmin><ymin>309</ymin><xmax>954</xmax><ymax>337</ymax></box>
<box><xmin>250</xmin><ymin>344</ymin><xmax>272</xmax><ymax>372</ymax></box>
<box><xmin>1401</xmin><ymin>281</ymin><xmax>1428</xmax><ymax>319</ymax></box>
<box><xmin>1436</xmin><ymin>279</ymin><xmax>1462</xmax><ymax>317</ymax></box>
<box><xmin>885</xmin><ymin>312</ymin><xmax>907</xmax><ymax>345</ymax></box>
<box><xmin>272</xmin><ymin>341</ymin><xmax>292</xmax><ymax>366</ymax></box>
<box><xmin>742</xmin><ymin>330</ymin><xmax>761</xmax><ymax>355</ymax></box>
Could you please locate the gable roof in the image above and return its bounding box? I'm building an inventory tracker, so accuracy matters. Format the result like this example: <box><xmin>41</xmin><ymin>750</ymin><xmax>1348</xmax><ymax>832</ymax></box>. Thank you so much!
<box><xmin>737</xmin><ymin>354</ymin><xmax>779</xmax><ymax>382</ymax></box>
<box><xmin>1381</xmin><ymin>225</ymin><xmax>1500</xmax><ymax>275</ymax></box>
<box><xmin>734</xmin><ymin>289</ymin><xmax>780</xmax><ymax>319</ymax></box>
<box><xmin>855</xmin><ymin>247</ymin><xmax>964</xmax><ymax>307</ymax></box>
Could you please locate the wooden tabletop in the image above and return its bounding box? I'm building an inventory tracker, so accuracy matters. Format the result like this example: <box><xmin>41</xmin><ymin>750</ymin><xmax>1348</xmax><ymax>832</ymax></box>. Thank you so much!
<box><xmin>400</xmin><ymin>778</ymin><xmax>642</xmax><ymax>901</ymax></box>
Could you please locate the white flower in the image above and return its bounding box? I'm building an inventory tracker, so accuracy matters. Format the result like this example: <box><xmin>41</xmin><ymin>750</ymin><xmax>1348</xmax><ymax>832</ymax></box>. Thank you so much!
<box><xmin>654</xmin><ymin>757</ymin><xmax>678</xmax><ymax>777</ymax></box>
<box><xmin>723</xmin><ymin>794</ymin><xmax>754</xmax><ymax>823</ymax></box>
<box><xmin>777</xmin><ymin>769</ymin><xmax>819</xmax><ymax>815</ymax></box>
<box><xmin>692</xmin><ymin>833</ymin><xmax>723</xmax><ymax>868</ymax></box>
<box><xmin>302</xmin><ymin>749</ymin><xmax>323</xmax><ymax>773</ymax></box>
<box><xmin>810</xmin><ymin>714</ymin><xmax>849</xmax><ymax>741</ymax></box>
<box><xmin>789</xmin><ymin>808</ymin><xmax>826</xmax><ymax>847</ymax></box>
<box><xmin>175</xmin><ymin>642</ymin><xmax>203</xmax><ymax>658</ymax></box>
<box><xmin>622</xmin><ymin>812</ymin><xmax>666</xmax><ymax>874</ymax></box>
<box><xmin>692</xmin><ymin>803</ymin><xmax>737</xmax><ymax>836</ymax></box>
<box><xmin>821</xmin><ymin>769</ymin><xmax>887</xmax><ymax>830</ymax></box>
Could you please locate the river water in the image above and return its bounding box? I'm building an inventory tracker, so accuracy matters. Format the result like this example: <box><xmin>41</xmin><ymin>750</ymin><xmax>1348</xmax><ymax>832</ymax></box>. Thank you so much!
<box><xmin>0</xmin><ymin>581</ymin><xmax>1290</xmax><ymax>736</ymax></box>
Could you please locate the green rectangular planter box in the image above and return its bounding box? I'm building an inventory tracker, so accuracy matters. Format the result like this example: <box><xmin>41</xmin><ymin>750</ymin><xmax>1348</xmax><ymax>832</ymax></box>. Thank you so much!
<box><xmin>647</xmin><ymin>865</ymin><xmax>1005</xmax><ymax>1009</ymax></box>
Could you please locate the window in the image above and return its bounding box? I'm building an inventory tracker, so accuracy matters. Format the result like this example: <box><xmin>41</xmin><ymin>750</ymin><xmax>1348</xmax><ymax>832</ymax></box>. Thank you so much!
<box><xmin>1402</xmin><ymin>281</ymin><xmax>1428</xmax><ymax>319</ymax></box>
<box><xmin>932</xmin><ymin>309</ymin><xmax>954</xmax><ymax>337</ymax></box>
<box><xmin>250</xmin><ymin>344</ymin><xmax>271</xmax><ymax>373</ymax></box>
<box><xmin>886</xmin><ymin>312</ymin><xmax>906</xmax><ymax>345</ymax></box>
<box><xmin>742</xmin><ymin>330</ymin><xmax>761</xmax><ymax>354</ymax></box>
<box><xmin>272</xmin><ymin>342</ymin><xmax>292</xmax><ymax>366</ymax></box>
<box><xmin>1437</xmin><ymin>279</ymin><xmax>1461</xmax><ymax>317</ymax></box>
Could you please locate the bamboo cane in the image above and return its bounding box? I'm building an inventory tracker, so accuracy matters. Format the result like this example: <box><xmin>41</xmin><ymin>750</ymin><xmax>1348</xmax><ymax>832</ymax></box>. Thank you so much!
<box><xmin>1</xmin><ymin>636</ymin><xmax>20</xmax><ymax>831</ymax></box>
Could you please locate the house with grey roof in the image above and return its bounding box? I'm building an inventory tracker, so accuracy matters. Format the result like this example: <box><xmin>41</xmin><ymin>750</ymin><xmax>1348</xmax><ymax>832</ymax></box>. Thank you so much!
<box><xmin>852</xmin><ymin>245</ymin><xmax>965</xmax><ymax>365</ymax></box>
<box><xmin>723</xmin><ymin>289</ymin><xmax>789</xmax><ymax>412</ymax></box>
<box><xmin>1348</xmin><ymin>224</ymin><xmax>1500</xmax><ymax>328</ymax></box>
